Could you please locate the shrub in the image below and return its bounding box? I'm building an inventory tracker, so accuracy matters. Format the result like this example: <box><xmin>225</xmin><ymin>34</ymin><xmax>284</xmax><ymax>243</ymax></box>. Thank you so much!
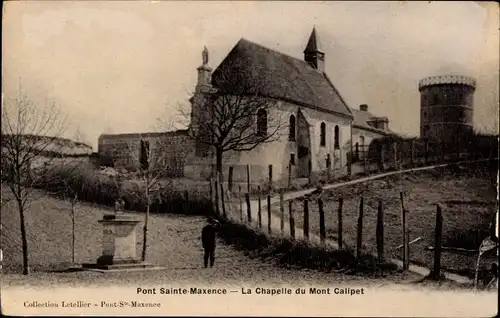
<box><xmin>217</xmin><ymin>217</ymin><xmax>399</xmax><ymax>276</ymax></box>
<box><xmin>33</xmin><ymin>162</ymin><xmax>214</xmax><ymax>216</ymax></box>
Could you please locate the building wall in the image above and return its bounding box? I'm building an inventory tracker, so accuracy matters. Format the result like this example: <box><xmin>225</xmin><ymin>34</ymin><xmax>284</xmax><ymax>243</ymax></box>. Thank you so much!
<box><xmin>420</xmin><ymin>83</ymin><xmax>475</xmax><ymax>144</ymax></box>
<box><xmin>98</xmin><ymin>133</ymin><xmax>192</xmax><ymax>176</ymax></box>
<box><xmin>184</xmin><ymin>99</ymin><xmax>353</xmax><ymax>183</ymax></box>
<box><xmin>352</xmin><ymin>127</ymin><xmax>386</xmax><ymax>160</ymax></box>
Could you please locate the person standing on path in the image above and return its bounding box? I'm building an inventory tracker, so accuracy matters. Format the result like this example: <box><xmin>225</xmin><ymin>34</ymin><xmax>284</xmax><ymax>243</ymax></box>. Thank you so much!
<box><xmin>201</xmin><ymin>218</ymin><xmax>221</xmax><ymax>268</ymax></box>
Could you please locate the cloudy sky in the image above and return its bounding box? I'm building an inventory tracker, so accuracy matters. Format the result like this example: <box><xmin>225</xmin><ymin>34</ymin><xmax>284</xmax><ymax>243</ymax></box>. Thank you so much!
<box><xmin>2</xmin><ymin>1</ymin><xmax>498</xmax><ymax>150</ymax></box>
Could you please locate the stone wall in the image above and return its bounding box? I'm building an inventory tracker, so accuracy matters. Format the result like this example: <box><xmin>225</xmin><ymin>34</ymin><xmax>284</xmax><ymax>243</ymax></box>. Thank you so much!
<box><xmin>98</xmin><ymin>131</ymin><xmax>192</xmax><ymax>177</ymax></box>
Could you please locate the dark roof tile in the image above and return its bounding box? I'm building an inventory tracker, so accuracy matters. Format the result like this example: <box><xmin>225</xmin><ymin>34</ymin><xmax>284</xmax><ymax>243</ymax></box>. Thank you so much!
<box><xmin>212</xmin><ymin>38</ymin><xmax>353</xmax><ymax>118</ymax></box>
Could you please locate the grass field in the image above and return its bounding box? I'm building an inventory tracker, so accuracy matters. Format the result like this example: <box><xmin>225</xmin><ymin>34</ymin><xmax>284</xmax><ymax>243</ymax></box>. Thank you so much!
<box><xmin>1</xmin><ymin>185</ymin><xmax>428</xmax><ymax>288</ymax></box>
<box><xmin>1</xmin><ymin>184</ymin><xmax>223</xmax><ymax>273</ymax></box>
<box><xmin>269</xmin><ymin>163</ymin><xmax>498</xmax><ymax>279</ymax></box>
<box><xmin>1</xmin><ymin>160</ymin><xmax>496</xmax><ymax>288</ymax></box>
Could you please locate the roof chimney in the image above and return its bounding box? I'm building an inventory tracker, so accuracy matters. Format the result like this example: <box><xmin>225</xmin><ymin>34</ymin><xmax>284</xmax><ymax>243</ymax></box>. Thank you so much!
<box><xmin>359</xmin><ymin>104</ymin><xmax>368</xmax><ymax>112</ymax></box>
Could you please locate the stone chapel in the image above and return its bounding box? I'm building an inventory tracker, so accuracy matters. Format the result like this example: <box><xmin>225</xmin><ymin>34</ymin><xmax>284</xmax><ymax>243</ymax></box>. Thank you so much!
<box><xmin>98</xmin><ymin>27</ymin><xmax>392</xmax><ymax>182</ymax></box>
<box><xmin>183</xmin><ymin>27</ymin><xmax>392</xmax><ymax>183</ymax></box>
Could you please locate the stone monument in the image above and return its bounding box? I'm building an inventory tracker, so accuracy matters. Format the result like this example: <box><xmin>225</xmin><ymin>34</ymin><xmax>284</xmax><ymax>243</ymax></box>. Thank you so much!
<box><xmin>81</xmin><ymin>198</ymin><xmax>158</xmax><ymax>271</ymax></box>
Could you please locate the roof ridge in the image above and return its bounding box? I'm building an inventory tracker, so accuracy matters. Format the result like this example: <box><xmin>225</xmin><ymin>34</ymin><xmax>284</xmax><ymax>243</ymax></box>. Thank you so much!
<box><xmin>238</xmin><ymin>37</ymin><xmax>332</xmax><ymax>107</ymax></box>
<box><xmin>215</xmin><ymin>37</ymin><xmax>354</xmax><ymax>118</ymax></box>
<box><xmin>238</xmin><ymin>37</ymin><xmax>314</xmax><ymax>69</ymax></box>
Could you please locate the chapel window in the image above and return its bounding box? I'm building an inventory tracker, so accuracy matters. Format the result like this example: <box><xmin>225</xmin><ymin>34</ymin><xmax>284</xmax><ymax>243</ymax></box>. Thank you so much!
<box><xmin>334</xmin><ymin>125</ymin><xmax>340</xmax><ymax>149</ymax></box>
<box><xmin>320</xmin><ymin>122</ymin><xmax>326</xmax><ymax>147</ymax></box>
<box><xmin>256</xmin><ymin>109</ymin><xmax>268</xmax><ymax>136</ymax></box>
<box><xmin>289</xmin><ymin>115</ymin><xmax>296</xmax><ymax>141</ymax></box>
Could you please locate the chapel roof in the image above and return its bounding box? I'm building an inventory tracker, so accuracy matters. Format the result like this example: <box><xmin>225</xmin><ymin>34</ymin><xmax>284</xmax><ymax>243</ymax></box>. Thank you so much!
<box><xmin>211</xmin><ymin>38</ymin><xmax>353</xmax><ymax>118</ymax></box>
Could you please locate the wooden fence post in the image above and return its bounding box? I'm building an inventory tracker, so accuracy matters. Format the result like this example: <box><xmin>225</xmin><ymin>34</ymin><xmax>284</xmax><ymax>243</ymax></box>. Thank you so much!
<box><xmin>339</xmin><ymin>149</ymin><xmax>343</xmax><ymax>174</ymax></box>
<box><xmin>326</xmin><ymin>155</ymin><xmax>331</xmax><ymax>182</ymax></box>
<box><xmin>209</xmin><ymin>176</ymin><xmax>214</xmax><ymax>211</ymax></box>
<box><xmin>430</xmin><ymin>204</ymin><xmax>443</xmax><ymax>280</ymax></box>
<box><xmin>257</xmin><ymin>186</ymin><xmax>262</xmax><ymax>229</ymax></box>
<box><xmin>239</xmin><ymin>185</ymin><xmax>243</xmax><ymax>221</ymax></box>
<box><xmin>267</xmin><ymin>195</ymin><xmax>272</xmax><ymax>234</ymax></box>
<box><xmin>228</xmin><ymin>166</ymin><xmax>234</xmax><ymax>193</ymax></box>
<box><xmin>268</xmin><ymin>165</ymin><xmax>273</xmax><ymax>192</ymax></box>
<box><xmin>356</xmin><ymin>197</ymin><xmax>364</xmax><ymax>260</ymax></box>
<box><xmin>303</xmin><ymin>198</ymin><xmax>309</xmax><ymax>240</ymax></box>
<box><xmin>380</xmin><ymin>144</ymin><xmax>385</xmax><ymax>171</ymax></box>
<box><xmin>219</xmin><ymin>171</ymin><xmax>226</xmax><ymax>218</ymax></box>
<box><xmin>411</xmin><ymin>140</ymin><xmax>416</xmax><ymax>167</ymax></box>
<box><xmin>338</xmin><ymin>197</ymin><xmax>343</xmax><ymax>249</ymax></box>
<box><xmin>318</xmin><ymin>198</ymin><xmax>326</xmax><ymax>245</ymax></box>
<box><xmin>288</xmin><ymin>162</ymin><xmax>292</xmax><ymax>188</ymax></box>
<box><xmin>246</xmin><ymin>164</ymin><xmax>251</xmax><ymax>193</ymax></box>
<box><xmin>400</xmin><ymin>191</ymin><xmax>409</xmax><ymax>270</ymax></box>
<box><xmin>393</xmin><ymin>142</ymin><xmax>397</xmax><ymax>169</ymax></box>
<box><xmin>376</xmin><ymin>200</ymin><xmax>385</xmax><ymax>264</ymax></box>
<box><xmin>440</xmin><ymin>143</ymin><xmax>445</xmax><ymax>163</ymax></box>
<box><xmin>424</xmin><ymin>140</ymin><xmax>429</xmax><ymax>164</ymax></box>
<box><xmin>332</xmin><ymin>151</ymin><xmax>336</xmax><ymax>180</ymax></box>
<box><xmin>363</xmin><ymin>147</ymin><xmax>368</xmax><ymax>172</ymax></box>
<box><xmin>214</xmin><ymin>176</ymin><xmax>220</xmax><ymax>216</ymax></box>
<box><xmin>279</xmin><ymin>190</ymin><xmax>285</xmax><ymax>233</ymax></box>
<box><xmin>245</xmin><ymin>193</ymin><xmax>251</xmax><ymax>223</ymax></box>
<box><xmin>308</xmin><ymin>160</ymin><xmax>312</xmax><ymax>185</ymax></box>
<box><xmin>289</xmin><ymin>201</ymin><xmax>295</xmax><ymax>239</ymax></box>
<box><xmin>489</xmin><ymin>139</ymin><xmax>494</xmax><ymax>160</ymax></box>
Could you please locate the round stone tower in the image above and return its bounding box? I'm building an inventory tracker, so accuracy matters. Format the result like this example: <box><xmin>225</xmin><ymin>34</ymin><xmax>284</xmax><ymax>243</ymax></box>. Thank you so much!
<box><xmin>419</xmin><ymin>75</ymin><xmax>476</xmax><ymax>145</ymax></box>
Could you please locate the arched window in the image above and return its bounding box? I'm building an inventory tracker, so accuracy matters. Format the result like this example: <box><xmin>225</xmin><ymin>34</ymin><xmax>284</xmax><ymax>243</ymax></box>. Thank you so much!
<box><xmin>256</xmin><ymin>109</ymin><xmax>267</xmax><ymax>136</ymax></box>
<box><xmin>334</xmin><ymin>125</ymin><xmax>340</xmax><ymax>149</ymax></box>
<box><xmin>289</xmin><ymin>115</ymin><xmax>296</xmax><ymax>141</ymax></box>
<box><xmin>320</xmin><ymin>122</ymin><xmax>326</xmax><ymax>147</ymax></box>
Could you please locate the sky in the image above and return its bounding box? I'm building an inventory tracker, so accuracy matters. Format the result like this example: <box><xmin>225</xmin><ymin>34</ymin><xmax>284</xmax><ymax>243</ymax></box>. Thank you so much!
<box><xmin>2</xmin><ymin>1</ymin><xmax>499</xmax><ymax>150</ymax></box>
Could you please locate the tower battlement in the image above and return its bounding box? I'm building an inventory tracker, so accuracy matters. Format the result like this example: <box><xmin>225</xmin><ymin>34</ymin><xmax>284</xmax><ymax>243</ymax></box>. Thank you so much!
<box><xmin>419</xmin><ymin>75</ymin><xmax>476</xmax><ymax>90</ymax></box>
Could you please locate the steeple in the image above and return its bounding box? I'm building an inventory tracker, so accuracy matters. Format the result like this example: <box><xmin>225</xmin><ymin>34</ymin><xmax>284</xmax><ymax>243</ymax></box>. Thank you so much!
<box><xmin>196</xmin><ymin>45</ymin><xmax>213</xmax><ymax>91</ymax></box>
<box><xmin>304</xmin><ymin>26</ymin><xmax>325</xmax><ymax>72</ymax></box>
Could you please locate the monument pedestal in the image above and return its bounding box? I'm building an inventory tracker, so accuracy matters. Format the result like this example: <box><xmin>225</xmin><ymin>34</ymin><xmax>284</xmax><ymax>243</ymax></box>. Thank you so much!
<box><xmin>81</xmin><ymin>213</ymin><xmax>160</xmax><ymax>271</ymax></box>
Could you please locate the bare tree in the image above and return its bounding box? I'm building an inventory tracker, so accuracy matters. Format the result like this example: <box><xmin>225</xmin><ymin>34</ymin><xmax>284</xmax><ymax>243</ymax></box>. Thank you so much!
<box><xmin>1</xmin><ymin>87</ymin><xmax>67</xmax><ymax>275</ymax></box>
<box><xmin>179</xmin><ymin>60</ymin><xmax>287</xmax><ymax>215</ymax></box>
<box><xmin>73</xmin><ymin>125</ymin><xmax>91</xmax><ymax>146</ymax></box>
<box><xmin>58</xmin><ymin>164</ymin><xmax>88</xmax><ymax>265</ymax></box>
<box><xmin>45</xmin><ymin>162</ymin><xmax>87</xmax><ymax>265</ymax></box>
<box><xmin>123</xmin><ymin>133</ymin><xmax>187</xmax><ymax>262</ymax></box>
